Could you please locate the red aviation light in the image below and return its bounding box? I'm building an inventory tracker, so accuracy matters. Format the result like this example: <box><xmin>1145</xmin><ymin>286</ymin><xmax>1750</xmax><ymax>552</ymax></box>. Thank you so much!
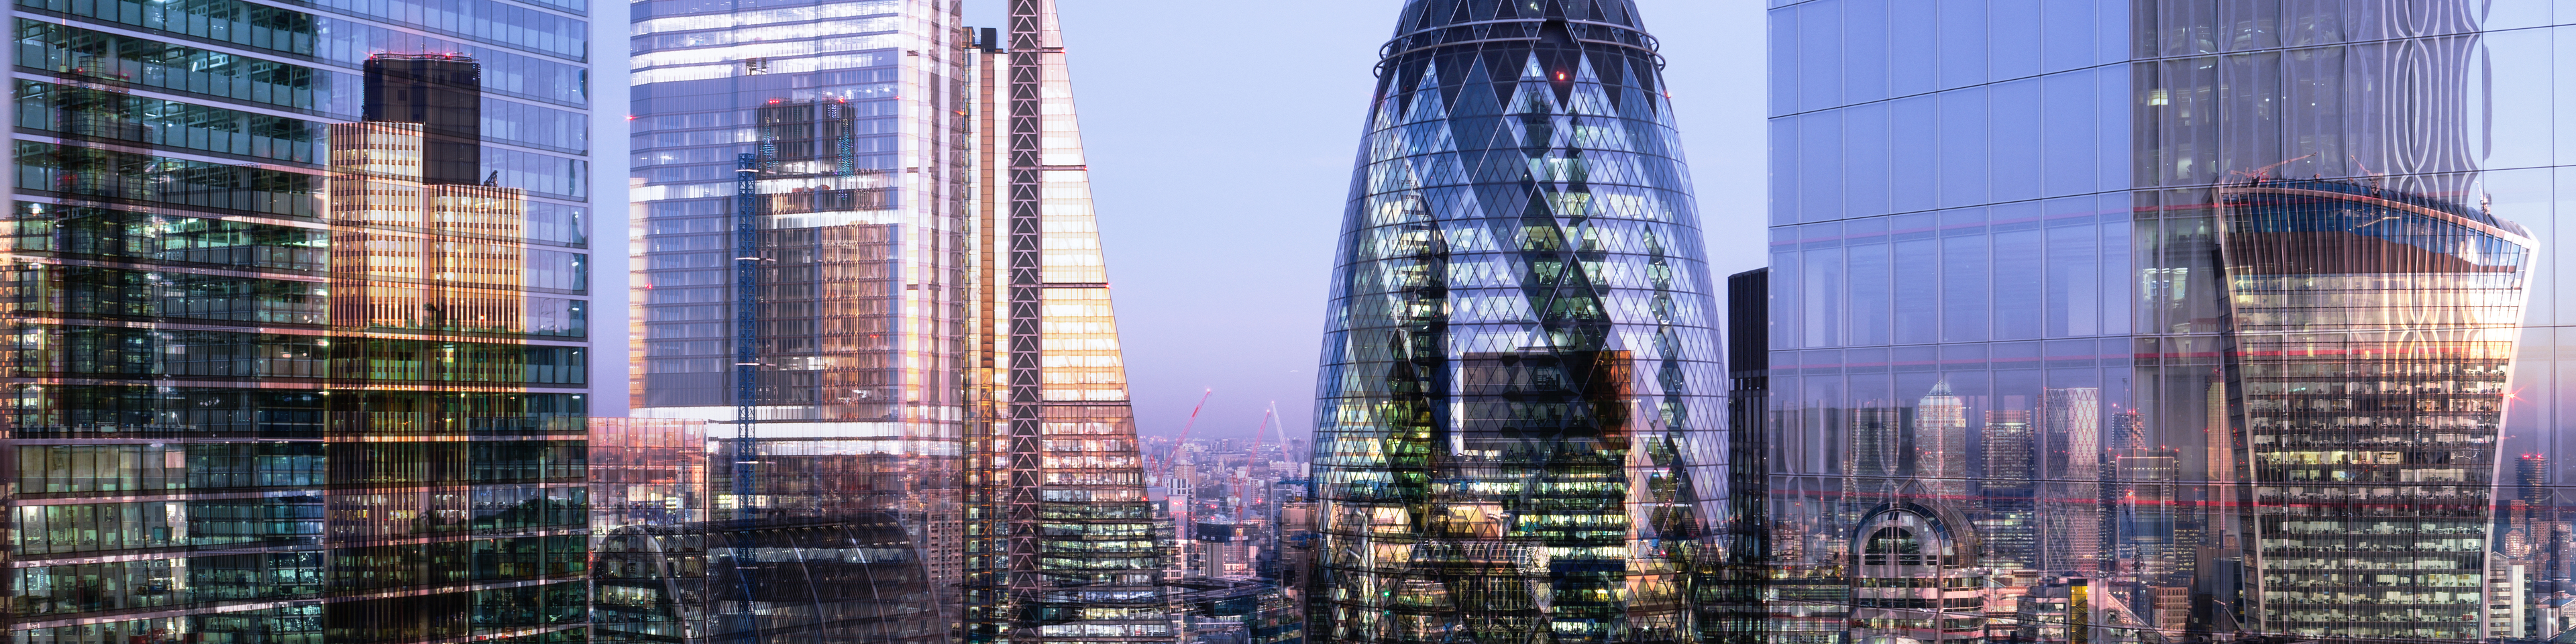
<box><xmin>1555</xmin><ymin>71</ymin><xmax>1568</xmax><ymax>81</ymax></box>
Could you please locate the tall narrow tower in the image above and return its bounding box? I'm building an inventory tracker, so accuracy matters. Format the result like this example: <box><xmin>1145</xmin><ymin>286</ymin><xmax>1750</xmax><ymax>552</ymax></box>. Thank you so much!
<box><xmin>1309</xmin><ymin>1</ymin><xmax>1729</xmax><ymax>642</ymax></box>
<box><xmin>628</xmin><ymin>0</ymin><xmax>972</xmax><ymax>635</ymax></box>
<box><xmin>986</xmin><ymin>1</ymin><xmax>1171</xmax><ymax>642</ymax></box>
<box><xmin>630</xmin><ymin>0</ymin><xmax>1169</xmax><ymax>639</ymax></box>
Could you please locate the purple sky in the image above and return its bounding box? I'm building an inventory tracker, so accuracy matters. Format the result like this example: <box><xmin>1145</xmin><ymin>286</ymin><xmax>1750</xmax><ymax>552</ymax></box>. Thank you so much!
<box><xmin>971</xmin><ymin>1</ymin><xmax>1768</xmax><ymax>443</ymax></box>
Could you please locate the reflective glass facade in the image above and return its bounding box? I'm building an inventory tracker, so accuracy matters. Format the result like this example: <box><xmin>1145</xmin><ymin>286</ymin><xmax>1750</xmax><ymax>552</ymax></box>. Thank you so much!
<box><xmin>628</xmin><ymin>0</ymin><xmax>973</xmax><ymax>637</ymax></box>
<box><xmin>1764</xmin><ymin>1</ymin><xmax>2569</xmax><ymax>642</ymax></box>
<box><xmin>627</xmin><ymin>0</ymin><xmax>1169</xmax><ymax>641</ymax></box>
<box><xmin>985</xmin><ymin>3</ymin><xmax>1167</xmax><ymax>643</ymax></box>
<box><xmin>590</xmin><ymin>417</ymin><xmax>709</xmax><ymax>644</ymax></box>
<box><xmin>1307</xmin><ymin>1</ymin><xmax>1735</xmax><ymax>643</ymax></box>
<box><xmin>4</xmin><ymin>0</ymin><xmax>602</xmax><ymax>629</ymax></box>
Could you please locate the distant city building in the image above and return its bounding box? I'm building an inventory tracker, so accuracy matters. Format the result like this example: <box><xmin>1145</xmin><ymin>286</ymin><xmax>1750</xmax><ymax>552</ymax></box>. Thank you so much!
<box><xmin>2221</xmin><ymin>177</ymin><xmax>2535</xmax><ymax>638</ymax></box>
<box><xmin>2038</xmin><ymin>388</ymin><xmax>2102</xmax><ymax>576</ymax></box>
<box><xmin>1306</xmin><ymin>1</ymin><xmax>1731</xmax><ymax>643</ymax></box>
<box><xmin>591</xmin><ymin>417</ymin><xmax>711</xmax><ymax>644</ymax></box>
<box><xmin>1915</xmin><ymin>381</ymin><xmax>1970</xmax><ymax>502</ymax></box>
<box><xmin>1721</xmin><ymin>268</ymin><xmax>1774</xmax><ymax>644</ymax></box>
<box><xmin>1848</xmin><ymin>504</ymin><xmax>1984</xmax><ymax>644</ymax></box>
<box><xmin>1974</xmin><ymin>407</ymin><xmax>2037</xmax><ymax>570</ymax></box>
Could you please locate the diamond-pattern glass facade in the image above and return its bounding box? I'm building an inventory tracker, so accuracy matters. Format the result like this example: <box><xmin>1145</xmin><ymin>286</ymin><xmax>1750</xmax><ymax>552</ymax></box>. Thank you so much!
<box><xmin>1309</xmin><ymin>1</ymin><xmax>1732</xmax><ymax>642</ymax></box>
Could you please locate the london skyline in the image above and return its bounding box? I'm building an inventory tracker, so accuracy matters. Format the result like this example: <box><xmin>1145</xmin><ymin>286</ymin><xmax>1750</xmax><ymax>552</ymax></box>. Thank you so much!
<box><xmin>19</xmin><ymin>0</ymin><xmax>2576</xmax><ymax>643</ymax></box>
<box><xmin>947</xmin><ymin>0</ymin><xmax>1766</xmax><ymax>439</ymax></box>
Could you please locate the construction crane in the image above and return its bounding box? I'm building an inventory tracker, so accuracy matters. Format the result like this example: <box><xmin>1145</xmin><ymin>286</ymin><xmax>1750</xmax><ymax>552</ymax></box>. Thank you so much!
<box><xmin>1155</xmin><ymin>388</ymin><xmax>1213</xmax><ymax>483</ymax></box>
<box><xmin>1242</xmin><ymin>405</ymin><xmax>1274</xmax><ymax>515</ymax></box>
<box><xmin>1245</xmin><ymin>407</ymin><xmax>1273</xmax><ymax>481</ymax></box>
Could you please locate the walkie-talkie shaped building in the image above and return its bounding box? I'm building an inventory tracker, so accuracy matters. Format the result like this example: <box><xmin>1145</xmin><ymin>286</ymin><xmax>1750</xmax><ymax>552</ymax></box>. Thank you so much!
<box><xmin>1308</xmin><ymin>1</ymin><xmax>1732</xmax><ymax>643</ymax></box>
<box><xmin>1762</xmin><ymin>1</ymin><xmax>2550</xmax><ymax>641</ymax></box>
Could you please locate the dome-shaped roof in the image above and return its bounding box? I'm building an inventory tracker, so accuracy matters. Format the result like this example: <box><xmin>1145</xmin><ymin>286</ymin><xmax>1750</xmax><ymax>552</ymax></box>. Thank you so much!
<box><xmin>1391</xmin><ymin>0</ymin><xmax>1643</xmax><ymax>36</ymax></box>
<box><xmin>1370</xmin><ymin>0</ymin><xmax>1667</xmax><ymax>117</ymax></box>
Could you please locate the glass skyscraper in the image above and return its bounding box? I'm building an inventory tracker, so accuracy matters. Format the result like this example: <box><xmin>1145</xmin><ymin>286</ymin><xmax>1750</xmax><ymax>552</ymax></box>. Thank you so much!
<box><xmin>5</xmin><ymin>0</ymin><xmax>605</xmax><ymax>636</ymax></box>
<box><xmin>628</xmin><ymin>0</ymin><xmax>975</xmax><ymax>635</ymax></box>
<box><xmin>627</xmin><ymin>0</ymin><xmax>1168</xmax><ymax>641</ymax></box>
<box><xmin>1763</xmin><ymin>1</ymin><xmax>2566</xmax><ymax>642</ymax></box>
<box><xmin>1307</xmin><ymin>1</ymin><xmax>1735</xmax><ymax>643</ymax></box>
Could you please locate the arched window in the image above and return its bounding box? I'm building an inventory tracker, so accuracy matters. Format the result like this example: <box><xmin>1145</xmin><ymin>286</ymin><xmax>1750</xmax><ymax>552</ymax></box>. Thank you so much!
<box><xmin>1862</xmin><ymin>526</ymin><xmax>1921</xmax><ymax>566</ymax></box>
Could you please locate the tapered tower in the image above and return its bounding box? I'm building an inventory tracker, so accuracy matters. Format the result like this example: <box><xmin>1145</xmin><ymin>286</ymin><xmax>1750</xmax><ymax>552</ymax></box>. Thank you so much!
<box><xmin>1307</xmin><ymin>1</ymin><xmax>1729</xmax><ymax>643</ymax></box>
<box><xmin>977</xmin><ymin>1</ymin><xmax>1172</xmax><ymax>643</ymax></box>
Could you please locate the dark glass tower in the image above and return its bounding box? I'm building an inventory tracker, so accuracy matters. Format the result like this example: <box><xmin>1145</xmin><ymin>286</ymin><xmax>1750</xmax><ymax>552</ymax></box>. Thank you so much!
<box><xmin>1719</xmin><ymin>268</ymin><xmax>1773</xmax><ymax>644</ymax></box>
<box><xmin>1309</xmin><ymin>1</ymin><xmax>1728</xmax><ymax>642</ymax></box>
<box><xmin>362</xmin><ymin>54</ymin><xmax>485</xmax><ymax>186</ymax></box>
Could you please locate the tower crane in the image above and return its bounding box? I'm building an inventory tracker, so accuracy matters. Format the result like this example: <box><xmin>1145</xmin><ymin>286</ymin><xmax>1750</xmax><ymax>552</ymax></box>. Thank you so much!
<box><xmin>1155</xmin><ymin>388</ymin><xmax>1214</xmax><ymax>484</ymax></box>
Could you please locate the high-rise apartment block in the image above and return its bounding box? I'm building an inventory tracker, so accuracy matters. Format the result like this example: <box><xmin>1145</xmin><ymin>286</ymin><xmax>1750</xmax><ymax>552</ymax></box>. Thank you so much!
<box><xmin>6</xmin><ymin>0</ymin><xmax>607</xmax><ymax>630</ymax></box>
<box><xmin>1762</xmin><ymin>1</ymin><xmax>2563</xmax><ymax>641</ymax></box>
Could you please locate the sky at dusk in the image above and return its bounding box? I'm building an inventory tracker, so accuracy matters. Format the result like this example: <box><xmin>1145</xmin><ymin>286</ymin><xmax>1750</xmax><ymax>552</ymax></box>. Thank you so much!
<box><xmin>975</xmin><ymin>1</ymin><xmax>1768</xmax><ymax>443</ymax></box>
<box><xmin>586</xmin><ymin>1</ymin><xmax>2576</xmax><ymax>445</ymax></box>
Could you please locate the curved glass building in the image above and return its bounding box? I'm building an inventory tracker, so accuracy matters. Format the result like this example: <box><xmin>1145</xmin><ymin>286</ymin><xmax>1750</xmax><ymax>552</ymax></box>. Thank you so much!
<box><xmin>2214</xmin><ymin>177</ymin><xmax>2535</xmax><ymax>639</ymax></box>
<box><xmin>1308</xmin><ymin>1</ymin><xmax>1733</xmax><ymax>642</ymax></box>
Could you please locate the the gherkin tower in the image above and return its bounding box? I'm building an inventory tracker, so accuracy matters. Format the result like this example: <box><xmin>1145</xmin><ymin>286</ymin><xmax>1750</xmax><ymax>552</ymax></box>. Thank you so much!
<box><xmin>1308</xmin><ymin>1</ymin><xmax>1738</xmax><ymax>643</ymax></box>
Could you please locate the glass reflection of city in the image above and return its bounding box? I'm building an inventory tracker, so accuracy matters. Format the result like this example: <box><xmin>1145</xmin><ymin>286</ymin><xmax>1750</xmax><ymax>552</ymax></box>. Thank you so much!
<box><xmin>10</xmin><ymin>0</ymin><xmax>610</xmax><ymax>627</ymax></box>
<box><xmin>1759</xmin><ymin>2</ymin><xmax>2570</xmax><ymax>644</ymax></box>
<box><xmin>624</xmin><ymin>1</ymin><xmax>1232</xmax><ymax>643</ymax></box>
